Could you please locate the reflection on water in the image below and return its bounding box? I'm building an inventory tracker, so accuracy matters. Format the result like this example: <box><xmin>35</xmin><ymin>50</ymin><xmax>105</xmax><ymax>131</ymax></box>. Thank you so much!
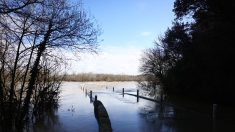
<box><xmin>32</xmin><ymin>107</ymin><xmax>62</xmax><ymax>132</ymax></box>
<box><xmin>31</xmin><ymin>82</ymin><xmax>235</xmax><ymax>132</ymax></box>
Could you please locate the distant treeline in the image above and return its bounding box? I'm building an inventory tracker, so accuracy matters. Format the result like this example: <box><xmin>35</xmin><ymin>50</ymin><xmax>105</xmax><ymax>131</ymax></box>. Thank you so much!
<box><xmin>64</xmin><ymin>73</ymin><xmax>145</xmax><ymax>82</ymax></box>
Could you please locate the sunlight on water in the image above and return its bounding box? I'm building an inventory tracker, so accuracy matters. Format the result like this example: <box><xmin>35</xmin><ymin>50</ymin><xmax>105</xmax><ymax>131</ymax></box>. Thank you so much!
<box><xmin>33</xmin><ymin>81</ymin><xmax>235</xmax><ymax>132</ymax></box>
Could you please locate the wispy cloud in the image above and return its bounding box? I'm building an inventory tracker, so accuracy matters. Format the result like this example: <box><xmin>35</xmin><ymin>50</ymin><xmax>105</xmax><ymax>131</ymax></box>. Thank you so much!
<box><xmin>67</xmin><ymin>45</ymin><xmax>143</xmax><ymax>75</ymax></box>
<box><xmin>140</xmin><ymin>31</ymin><xmax>152</xmax><ymax>37</ymax></box>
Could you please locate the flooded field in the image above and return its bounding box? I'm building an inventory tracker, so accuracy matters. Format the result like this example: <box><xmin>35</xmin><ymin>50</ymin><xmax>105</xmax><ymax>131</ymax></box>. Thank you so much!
<box><xmin>34</xmin><ymin>82</ymin><xmax>235</xmax><ymax>132</ymax></box>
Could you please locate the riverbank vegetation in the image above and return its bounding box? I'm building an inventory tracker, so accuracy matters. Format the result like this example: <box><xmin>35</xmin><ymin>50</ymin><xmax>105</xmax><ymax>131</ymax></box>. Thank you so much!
<box><xmin>0</xmin><ymin>0</ymin><xmax>99</xmax><ymax>131</ymax></box>
<box><xmin>140</xmin><ymin>0</ymin><xmax>235</xmax><ymax>104</ymax></box>
<box><xmin>64</xmin><ymin>73</ymin><xmax>144</xmax><ymax>82</ymax></box>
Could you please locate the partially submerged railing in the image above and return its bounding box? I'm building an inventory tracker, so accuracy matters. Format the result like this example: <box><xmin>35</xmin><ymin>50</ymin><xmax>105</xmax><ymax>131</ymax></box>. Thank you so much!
<box><xmin>81</xmin><ymin>86</ymin><xmax>216</xmax><ymax>120</ymax></box>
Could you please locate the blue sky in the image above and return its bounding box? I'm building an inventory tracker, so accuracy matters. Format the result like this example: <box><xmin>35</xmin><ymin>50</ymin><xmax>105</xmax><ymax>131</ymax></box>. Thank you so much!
<box><xmin>69</xmin><ymin>0</ymin><xmax>175</xmax><ymax>75</ymax></box>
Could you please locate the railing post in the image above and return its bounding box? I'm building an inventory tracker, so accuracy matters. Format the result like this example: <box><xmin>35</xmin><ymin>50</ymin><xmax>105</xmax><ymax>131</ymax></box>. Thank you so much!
<box><xmin>90</xmin><ymin>90</ymin><xmax>92</xmax><ymax>98</ymax></box>
<box><xmin>122</xmin><ymin>88</ymin><xmax>124</xmax><ymax>97</ymax></box>
<box><xmin>89</xmin><ymin>90</ymin><xmax>93</xmax><ymax>103</ymax></box>
<box><xmin>85</xmin><ymin>89</ymin><xmax>87</xmax><ymax>97</ymax></box>
<box><xmin>95</xmin><ymin>95</ymin><xmax>97</xmax><ymax>101</ymax></box>
<box><xmin>213</xmin><ymin>104</ymin><xmax>217</xmax><ymax>120</ymax></box>
<box><xmin>137</xmin><ymin>90</ymin><xmax>139</xmax><ymax>102</ymax></box>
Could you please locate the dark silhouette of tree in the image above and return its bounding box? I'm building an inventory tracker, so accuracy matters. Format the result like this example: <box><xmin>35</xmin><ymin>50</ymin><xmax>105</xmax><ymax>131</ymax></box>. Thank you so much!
<box><xmin>140</xmin><ymin>0</ymin><xmax>235</xmax><ymax>104</ymax></box>
<box><xmin>172</xmin><ymin>0</ymin><xmax>235</xmax><ymax>103</ymax></box>
<box><xmin>139</xmin><ymin>23</ymin><xmax>191</xmax><ymax>100</ymax></box>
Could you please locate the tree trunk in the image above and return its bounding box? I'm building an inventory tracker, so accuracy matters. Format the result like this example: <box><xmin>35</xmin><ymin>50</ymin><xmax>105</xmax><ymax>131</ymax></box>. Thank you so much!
<box><xmin>9</xmin><ymin>29</ymin><xmax>26</xmax><ymax>105</ymax></box>
<box><xmin>21</xmin><ymin>22</ymin><xmax>52</xmax><ymax>122</ymax></box>
<box><xmin>18</xmin><ymin>40</ymin><xmax>35</xmax><ymax>109</ymax></box>
<box><xmin>21</xmin><ymin>42</ymin><xmax>46</xmax><ymax>121</ymax></box>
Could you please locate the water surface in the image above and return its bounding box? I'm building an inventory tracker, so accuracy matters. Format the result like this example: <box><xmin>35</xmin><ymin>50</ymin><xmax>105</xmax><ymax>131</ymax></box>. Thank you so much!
<box><xmin>34</xmin><ymin>81</ymin><xmax>235</xmax><ymax>132</ymax></box>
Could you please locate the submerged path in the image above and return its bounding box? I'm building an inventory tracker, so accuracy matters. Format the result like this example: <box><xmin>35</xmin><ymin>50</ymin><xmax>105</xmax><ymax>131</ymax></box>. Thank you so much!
<box><xmin>124</xmin><ymin>92</ymin><xmax>210</xmax><ymax>118</ymax></box>
<box><xmin>53</xmin><ymin>82</ymin><xmax>235</xmax><ymax>132</ymax></box>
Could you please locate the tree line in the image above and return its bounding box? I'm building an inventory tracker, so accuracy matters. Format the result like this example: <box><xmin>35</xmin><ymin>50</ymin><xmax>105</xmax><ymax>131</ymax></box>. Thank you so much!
<box><xmin>0</xmin><ymin>0</ymin><xmax>99</xmax><ymax>131</ymax></box>
<box><xmin>64</xmin><ymin>73</ymin><xmax>144</xmax><ymax>82</ymax></box>
<box><xmin>140</xmin><ymin>0</ymin><xmax>235</xmax><ymax>104</ymax></box>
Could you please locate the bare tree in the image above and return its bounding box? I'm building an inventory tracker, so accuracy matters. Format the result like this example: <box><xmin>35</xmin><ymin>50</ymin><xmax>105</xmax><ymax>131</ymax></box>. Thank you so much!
<box><xmin>0</xmin><ymin>0</ymin><xmax>43</xmax><ymax>14</ymax></box>
<box><xmin>21</xmin><ymin>0</ymin><xmax>99</xmax><ymax>121</ymax></box>
<box><xmin>0</xmin><ymin>0</ymin><xmax>99</xmax><ymax>130</ymax></box>
<box><xmin>139</xmin><ymin>43</ymin><xmax>166</xmax><ymax>87</ymax></box>
<box><xmin>139</xmin><ymin>41</ymin><xmax>168</xmax><ymax>102</ymax></box>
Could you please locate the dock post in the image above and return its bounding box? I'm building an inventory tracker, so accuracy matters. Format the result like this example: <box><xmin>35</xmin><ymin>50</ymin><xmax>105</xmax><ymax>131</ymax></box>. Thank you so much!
<box><xmin>212</xmin><ymin>104</ymin><xmax>217</xmax><ymax>132</ymax></box>
<box><xmin>89</xmin><ymin>90</ymin><xmax>93</xmax><ymax>103</ymax></box>
<box><xmin>95</xmin><ymin>95</ymin><xmax>97</xmax><ymax>101</ymax></box>
<box><xmin>113</xmin><ymin>87</ymin><xmax>114</xmax><ymax>92</ymax></box>
<box><xmin>90</xmin><ymin>90</ymin><xmax>92</xmax><ymax>98</ymax></box>
<box><xmin>85</xmin><ymin>89</ymin><xmax>87</xmax><ymax>97</ymax></box>
<box><xmin>213</xmin><ymin>104</ymin><xmax>217</xmax><ymax>120</ymax></box>
<box><xmin>137</xmin><ymin>90</ymin><xmax>139</xmax><ymax>102</ymax></box>
<box><xmin>122</xmin><ymin>88</ymin><xmax>124</xmax><ymax>97</ymax></box>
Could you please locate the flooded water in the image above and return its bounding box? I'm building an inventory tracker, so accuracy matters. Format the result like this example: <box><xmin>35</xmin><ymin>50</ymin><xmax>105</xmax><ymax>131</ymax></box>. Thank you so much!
<box><xmin>34</xmin><ymin>82</ymin><xmax>235</xmax><ymax>132</ymax></box>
